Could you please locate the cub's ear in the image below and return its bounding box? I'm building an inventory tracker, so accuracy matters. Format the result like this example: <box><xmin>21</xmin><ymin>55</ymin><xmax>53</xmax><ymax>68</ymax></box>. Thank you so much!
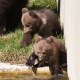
<box><xmin>22</xmin><ymin>8</ymin><xmax>28</xmax><ymax>14</ymax></box>
<box><xmin>35</xmin><ymin>36</ymin><xmax>42</xmax><ymax>43</ymax></box>
<box><xmin>47</xmin><ymin>36</ymin><xmax>54</xmax><ymax>43</ymax></box>
<box><xmin>29</xmin><ymin>11</ymin><xmax>38</xmax><ymax>18</ymax></box>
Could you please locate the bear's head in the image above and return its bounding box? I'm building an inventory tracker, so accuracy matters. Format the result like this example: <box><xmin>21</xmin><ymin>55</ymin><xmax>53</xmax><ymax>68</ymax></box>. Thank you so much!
<box><xmin>34</xmin><ymin>36</ymin><xmax>55</xmax><ymax>62</ymax></box>
<box><xmin>21</xmin><ymin>8</ymin><xmax>42</xmax><ymax>34</ymax></box>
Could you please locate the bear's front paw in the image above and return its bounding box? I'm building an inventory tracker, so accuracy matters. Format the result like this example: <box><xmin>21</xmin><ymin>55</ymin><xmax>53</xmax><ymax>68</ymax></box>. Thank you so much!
<box><xmin>20</xmin><ymin>33</ymin><xmax>32</xmax><ymax>48</ymax></box>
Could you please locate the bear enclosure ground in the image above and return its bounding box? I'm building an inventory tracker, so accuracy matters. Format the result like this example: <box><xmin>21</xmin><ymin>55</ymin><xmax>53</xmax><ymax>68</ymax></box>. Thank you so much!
<box><xmin>0</xmin><ymin>0</ymin><xmax>64</xmax><ymax>64</ymax></box>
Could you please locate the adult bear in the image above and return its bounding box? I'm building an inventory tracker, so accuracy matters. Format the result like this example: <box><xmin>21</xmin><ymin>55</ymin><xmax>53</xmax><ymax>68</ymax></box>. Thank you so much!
<box><xmin>0</xmin><ymin>0</ymin><xmax>28</xmax><ymax>35</ymax></box>
<box><xmin>20</xmin><ymin>8</ymin><xmax>62</xmax><ymax>47</ymax></box>
<box><xmin>26</xmin><ymin>36</ymin><xmax>67</xmax><ymax>76</ymax></box>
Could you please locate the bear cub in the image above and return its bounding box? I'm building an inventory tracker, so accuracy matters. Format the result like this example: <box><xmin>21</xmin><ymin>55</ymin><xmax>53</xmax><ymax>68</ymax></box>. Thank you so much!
<box><xmin>26</xmin><ymin>36</ymin><xmax>67</xmax><ymax>76</ymax></box>
<box><xmin>20</xmin><ymin>8</ymin><xmax>62</xmax><ymax>47</ymax></box>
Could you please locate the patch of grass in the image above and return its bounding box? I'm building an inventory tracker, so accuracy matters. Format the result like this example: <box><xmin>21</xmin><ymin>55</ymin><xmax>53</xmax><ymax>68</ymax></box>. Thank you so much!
<box><xmin>0</xmin><ymin>29</ymin><xmax>34</xmax><ymax>64</ymax></box>
<box><xmin>56</xmin><ymin>33</ymin><xmax>65</xmax><ymax>44</ymax></box>
<box><xmin>0</xmin><ymin>29</ymin><xmax>64</xmax><ymax>64</ymax></box>
<box><xmin>28</xmin><ymin>0</ymin><xmax>57</xmax><ymax>10</ymax></box>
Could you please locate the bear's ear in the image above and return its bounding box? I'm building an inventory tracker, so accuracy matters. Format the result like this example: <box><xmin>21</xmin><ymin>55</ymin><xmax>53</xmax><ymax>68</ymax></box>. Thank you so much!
<box><xmin>29</xmin><ymin>11</ymin><xmax>38</xmax><ymax>18</ymax></box>
<box><xmin>47</xmin><ymin>36</ymin><xmax>54</xmax><ymax>43</ymax></box>
<box><xmin>22</xmin><ymin>8</ymin><xmax>28</xmax><ymax>14</ymax></box>
<box><xmin>35</xmin><ymin>36</ymin><xmax>42</xmax><ymax>43</ymax></box>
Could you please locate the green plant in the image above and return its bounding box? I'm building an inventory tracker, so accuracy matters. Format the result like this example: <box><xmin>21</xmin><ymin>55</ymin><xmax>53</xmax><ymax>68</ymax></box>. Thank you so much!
<box><xmin>28</xmin><ymin>0</ymin><xmax>57</xmax><ymax>10</ymax></box>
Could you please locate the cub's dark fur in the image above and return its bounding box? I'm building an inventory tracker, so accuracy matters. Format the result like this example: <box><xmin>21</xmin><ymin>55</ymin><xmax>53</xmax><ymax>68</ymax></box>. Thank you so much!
<box><xmin>0</xmin><ymin>0</ymin><xmax>28</xmax><ymax>35</ymax></box>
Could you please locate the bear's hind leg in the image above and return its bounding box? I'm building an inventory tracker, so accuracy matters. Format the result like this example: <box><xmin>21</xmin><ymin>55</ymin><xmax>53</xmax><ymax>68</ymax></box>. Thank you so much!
<box><xmin>49</xmin><ymin>63</ymin><xmax>60</xmax><ymax>76</ymax></box>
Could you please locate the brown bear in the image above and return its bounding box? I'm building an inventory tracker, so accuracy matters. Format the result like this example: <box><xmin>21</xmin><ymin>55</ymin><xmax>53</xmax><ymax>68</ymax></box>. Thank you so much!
<box><xmin>0</xmin><ymin>0</ymin><xmax>28</xmax><ymax>35</ymax></box>
<box><xmin>26</xmin><ymin>36</ymin><xmax>67</xmax><ymax>76</ymax></box>
<box><xmin>20</xmin><ymin>8</ymin><xmax>62</xmax><ymax>47</ymax></box>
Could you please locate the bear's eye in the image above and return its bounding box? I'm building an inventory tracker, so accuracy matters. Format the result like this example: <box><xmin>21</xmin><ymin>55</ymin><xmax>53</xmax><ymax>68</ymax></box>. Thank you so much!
<box><xmin>26</xmin><ymin>23</ymin><xmax>31</xmax><ymax>27</ymax></box>
<box><xmin>37</xmin><ymin>52</ymin><xmax>39</xmax><ymax>54</ymax></box>
<box><xmin>43</xmin><ymin>52</ymin><xmax>45</xmax><ymax>54</ymax></box>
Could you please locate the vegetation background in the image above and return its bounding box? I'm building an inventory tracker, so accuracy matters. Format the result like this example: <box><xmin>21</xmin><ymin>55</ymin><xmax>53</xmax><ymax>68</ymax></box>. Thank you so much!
<box><xmin>0</xmin><ymin>0</ymin><xmax>63</xmax><ymax>64</ymax></box>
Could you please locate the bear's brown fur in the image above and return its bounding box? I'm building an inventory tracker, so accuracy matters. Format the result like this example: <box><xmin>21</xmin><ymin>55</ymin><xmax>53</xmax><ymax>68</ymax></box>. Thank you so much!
<box><xmin>20</xmin><ymin>8</ymin><xmax>62</xmax><ymax>47</ymax></box>
<box><xmin>0</xmin><ymin>0</ymin><xmax>28</xmax><ymax>35</ymax></box>
<box><xmin>26</xmin><ymin>36</ymin><xmax>67</xmax><ymax>76</ymax></box>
